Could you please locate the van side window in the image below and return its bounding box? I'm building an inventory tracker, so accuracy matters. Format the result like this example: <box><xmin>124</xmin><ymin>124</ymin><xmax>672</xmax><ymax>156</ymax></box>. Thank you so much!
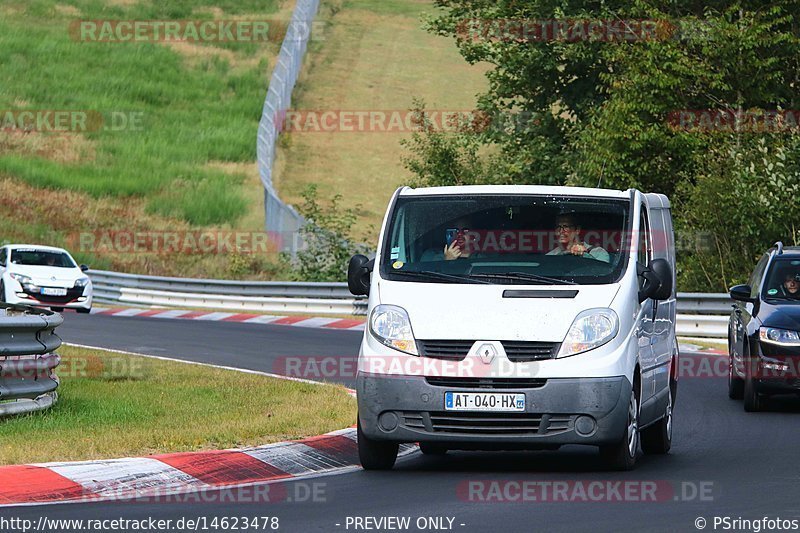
<box><xmin>749</xmin><ymin>254</ymin><xmax>769</xmax><ymax>298</ymax></box>
<box><xmin>638</xmin><ymin>205</ymin><xmax>651</xmax><ymax>266</ymax></box>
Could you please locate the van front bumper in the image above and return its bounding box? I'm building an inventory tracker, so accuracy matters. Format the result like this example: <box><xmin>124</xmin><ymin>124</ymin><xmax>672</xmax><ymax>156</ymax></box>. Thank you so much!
<box><xmin>357</xmin><ymin>372</ymin><xmax>631</xmax><ymax>448</ymax></box>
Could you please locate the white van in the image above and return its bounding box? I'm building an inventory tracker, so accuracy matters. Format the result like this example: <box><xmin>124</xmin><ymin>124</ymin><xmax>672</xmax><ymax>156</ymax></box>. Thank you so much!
<box><xmin>348</xmin><ymin>185</ymin><xmax>678</xmax><ymax>470</ymax></box>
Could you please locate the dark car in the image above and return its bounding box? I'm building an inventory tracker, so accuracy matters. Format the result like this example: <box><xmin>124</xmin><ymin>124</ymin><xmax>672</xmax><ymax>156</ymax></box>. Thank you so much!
<box><xmin>728</xmin><ymin>242</ymin><xmax>800</xmax><ymax>411</ymax></box>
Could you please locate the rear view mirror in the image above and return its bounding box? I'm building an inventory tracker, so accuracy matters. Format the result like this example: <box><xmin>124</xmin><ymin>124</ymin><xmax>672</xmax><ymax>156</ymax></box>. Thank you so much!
<box><xmin>347</xmin><ymin>254</ymin><xmax>373</xmax><ymax>296</ymax></box>
<box><xmin>79</xmin><ymin>264</ymin><xmax>89</xmax><ymax>272</ymax></box>
<box><xmin>729</xmin><ymin>284</ymin><xmax>753</xmax><ymax>303</ymax></box>
<box><xmin>637</xmin><ymin>258</ymin><xmax>674</xmax><ymax>303</ymax></box>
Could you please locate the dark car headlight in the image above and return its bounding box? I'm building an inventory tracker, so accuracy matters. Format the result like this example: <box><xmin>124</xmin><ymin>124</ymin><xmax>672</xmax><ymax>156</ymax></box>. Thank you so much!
<box><xmin>759</xmin><ymin>327</ymin><xmax>800</xmax><ymax>346</ymax></box>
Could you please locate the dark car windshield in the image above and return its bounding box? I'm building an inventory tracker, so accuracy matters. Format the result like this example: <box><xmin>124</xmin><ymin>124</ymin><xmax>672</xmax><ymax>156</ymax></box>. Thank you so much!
<box><xmin>762</xmin><ymin>257</ymin><xmax>800</xmax><ymax>303</ymax></box>
<box><xmin>380</xmin><ymin>194</ymin><xmax>632</xmax><ymax>285</ymax></box>
<box><xmin>10</xmin><ymin>249</ymin><xmax>76</xmax><ymax>268</ymax></box>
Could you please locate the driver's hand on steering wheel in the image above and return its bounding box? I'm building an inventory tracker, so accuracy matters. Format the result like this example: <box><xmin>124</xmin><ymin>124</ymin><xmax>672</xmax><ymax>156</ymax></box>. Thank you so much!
<box><xmin>569</xmin><ymin>243</ymin><xmax>588</xmax><ymax>256</ymax></box>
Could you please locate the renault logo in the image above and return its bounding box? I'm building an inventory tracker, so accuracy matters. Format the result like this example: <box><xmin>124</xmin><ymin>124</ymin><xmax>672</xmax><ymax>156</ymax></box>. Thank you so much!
<box><xmin>477</xmin><ymin>343</ymin><xmax>497</xmax><ymax>364</ymax></box>
<box><xmin>50</xmin><ymin>276</ymin><xmax>56</xmax><ymax>281</ymax></box>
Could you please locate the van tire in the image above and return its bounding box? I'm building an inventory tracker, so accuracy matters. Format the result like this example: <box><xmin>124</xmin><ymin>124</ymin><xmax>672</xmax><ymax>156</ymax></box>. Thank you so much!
<box><xmin>419</xmin><ymin>443</ymin><xmax>447</xmax><ymax>455</ymax></box>
<box><xmin>599</xmin><ymin>388</ymin><xmax>639</xmax><ymax>470</ymax></box>
<box><xmin>357</xmin><ymin>419</ymin><xmax>398</xmax><ymax>470</ymax></box>
<box><xmin>641</xmin><ymin>389</ymin><xmax>672</xmax><ymax>455</ymax></box>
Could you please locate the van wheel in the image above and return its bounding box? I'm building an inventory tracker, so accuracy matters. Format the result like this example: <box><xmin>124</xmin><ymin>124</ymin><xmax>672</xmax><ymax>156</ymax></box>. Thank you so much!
<box><xmin>727</xmin><ymin>351</ymin><xmax>744</xmax><ymax>400</ymax></box>
<box><xmin>419</xmin><ymin>442</ymin><xmax>447</xmax><ymax>455</ymax></box>
<box><xmin>641</xmin><ymin>390</ymin><xmax>672</xmax><ymax>454</ymax></box>
<box><xmin>357</xmin><ymin>418</ymin><xmax>398</xmax><ymax>470</ymax></box>
<box><xmin>743</xmin><ymin>355</ymin><xmax>764</xmax><ymax>412</ymax></box>
<box><xmin>599</xmin><ymin>388</ymin><xmax>638</xmax><ymax>470</ymax></box>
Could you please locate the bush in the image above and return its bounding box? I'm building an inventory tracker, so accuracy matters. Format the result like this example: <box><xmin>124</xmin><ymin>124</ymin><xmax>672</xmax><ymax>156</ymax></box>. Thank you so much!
<box><xmin>290</xmin><ymin>185</ymin><xmax>370</xmax><ymax>282</ymax></box>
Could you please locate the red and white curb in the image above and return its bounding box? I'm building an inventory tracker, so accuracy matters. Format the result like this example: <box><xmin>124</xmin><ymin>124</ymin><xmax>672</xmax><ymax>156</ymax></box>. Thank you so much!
<box><xmin>90</xmin><ymin>307</ymin><xmax>365</xmax><ymax>331</ymax></box>
<box><xmin>0</xmin><ymin>428</ymin><xmax>416</xmax><ymax>507</ymax></box>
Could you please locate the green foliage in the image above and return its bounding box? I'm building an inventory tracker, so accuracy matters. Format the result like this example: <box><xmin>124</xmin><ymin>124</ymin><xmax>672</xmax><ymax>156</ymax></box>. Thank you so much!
<box><xmin>401</xmin><ymin>99</ymin><xmax>491</xmax><ymax>187</ymax></box>
<box><xmin>676</xmin><ymin>137</ymin><xmax>800</xmax><ymax>291</ymax></box>
<box><xmin>405</xmin><ymin>0</ymin><xmax>800</xmax><ymax>290</ymax></box>
<box><xmin>290</xmin><ymin>185</ymin><xmax>370</xmax><ymax>282</ymax></box>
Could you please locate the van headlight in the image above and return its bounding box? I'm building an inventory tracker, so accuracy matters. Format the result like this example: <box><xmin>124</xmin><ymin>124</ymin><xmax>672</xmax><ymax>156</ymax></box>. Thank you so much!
<box><xmin>369</xmin><ymin>304</ymin><xmax>419</xmax><ymax>355</ymax></box>
<box><xmin>760</xmin><ymin>327</ymin><xmax>800</xmax><ymax>346</ymax></box>
<box><xmin>557</xmin><ymin>308</ymin><xmax>619</xmax><ymax>358</ymax></box>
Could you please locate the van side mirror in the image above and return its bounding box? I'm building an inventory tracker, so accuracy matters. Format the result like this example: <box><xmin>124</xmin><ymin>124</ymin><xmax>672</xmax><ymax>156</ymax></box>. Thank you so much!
<box><xmin>729</xmin><ymin>284</ymin><xmax>754</xmax><ymax>303</ymax></box>
<box><xmin>347</xmin><ymin>254</ymin><xmax>373</xmax><ymax>296</ymax></box>
<box><xmin>80</xmin><ymin>264</ymin><xmax>90</xmax><ymax>272</ymax></box>
<box><xmin>637</xmin><ymin>258</ymin><xmax>673</xmax><ymax>303</ymax></box>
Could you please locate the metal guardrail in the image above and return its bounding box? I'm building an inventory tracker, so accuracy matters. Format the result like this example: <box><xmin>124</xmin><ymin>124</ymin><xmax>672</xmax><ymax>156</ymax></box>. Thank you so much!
<box><xmin>90</xmin><ymin>270</ymin><xmax>367</xmax><ymax>316</ymax></box>
<box><xmin>676</xmin><ymin>292</ymin><xmax>732</xmax><ymax>338</ymax></box>
<box><xmin>257</xmin><ymin>0</ymin><xmax>322</xmax><ymax>255</ymax></box>
<box><xmin>91</xmin><ymin>270</ymin><xmax>731</xmax><ymax>334</ymax></box>
<box><xmin>0</xmin><ymin>304</ymin><xmax>62</xmax><ymax>417</ymax></box>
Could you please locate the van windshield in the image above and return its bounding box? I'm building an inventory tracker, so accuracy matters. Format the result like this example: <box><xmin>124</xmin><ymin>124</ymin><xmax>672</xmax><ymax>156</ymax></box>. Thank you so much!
<box><xmin>380</xmin><ymin>194</ymin><xmax>632</xmax><ymax>285</ymax></box>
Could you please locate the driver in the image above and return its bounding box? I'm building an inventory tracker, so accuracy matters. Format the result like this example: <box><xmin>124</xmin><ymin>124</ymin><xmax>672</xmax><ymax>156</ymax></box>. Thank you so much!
<box><xmin>547</xmin><ymin>213</ymin><xmax>610</xmax><ymax>263</ymax></box>
<box><xmin>779</xmin><ymin>270</ymin><xmax>800</xmax><ymax>297</ymax></box>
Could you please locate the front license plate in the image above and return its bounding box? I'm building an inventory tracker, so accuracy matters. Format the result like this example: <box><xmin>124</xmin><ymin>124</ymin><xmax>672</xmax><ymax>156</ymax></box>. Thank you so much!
<box><xmin>444</xmin><ymin>392</ymin><xmax>525</xmax><ymax>412</ymax></box>
<box><xmin>40</xmin><ymin>287</ymin><xmax>67</xmax><ymax>296</ymax></box>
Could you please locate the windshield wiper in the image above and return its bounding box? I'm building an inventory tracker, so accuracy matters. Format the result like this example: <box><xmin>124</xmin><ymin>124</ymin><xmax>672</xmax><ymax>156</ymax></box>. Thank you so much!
<box><xmin>468</xmin><ymin>272</ymin><xmax>577</xmax><ymax>285</ymax></box>
<box><xmin>391</xmin><ymin>270</ymin><xmax>492</xmax><ymax>284</ymax></box>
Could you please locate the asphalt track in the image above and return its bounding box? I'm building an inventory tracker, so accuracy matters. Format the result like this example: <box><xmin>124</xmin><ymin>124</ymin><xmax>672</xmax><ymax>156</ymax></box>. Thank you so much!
<box><xmin>6</xmin><ymin>312</ymin><xmax>800</xmax><ymax>532</ymax></box>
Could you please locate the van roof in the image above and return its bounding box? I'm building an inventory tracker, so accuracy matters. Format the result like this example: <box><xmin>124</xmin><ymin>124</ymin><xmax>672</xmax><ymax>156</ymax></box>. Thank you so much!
<box><xmin>398</xmin><ymin>185</ymin><xmax>633</xmax><ymax>199</ymax></box>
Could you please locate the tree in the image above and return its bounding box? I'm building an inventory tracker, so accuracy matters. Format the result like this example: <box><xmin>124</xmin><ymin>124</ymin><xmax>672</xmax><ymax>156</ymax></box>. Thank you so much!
<box><xmin>405</xmin><ymin>0</ymin><xmax>800</xmax><ymax>290</ymax></box>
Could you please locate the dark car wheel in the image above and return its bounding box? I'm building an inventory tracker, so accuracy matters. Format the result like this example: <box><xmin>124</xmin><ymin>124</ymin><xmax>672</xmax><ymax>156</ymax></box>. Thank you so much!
<box><xmin>728</xmin><ymin>350</ymin><xmax>744</xmax><ymax>400</ymax></box>
<box><xmin>743</xmin><ymin>355</ymin><xmax>764</xmax><ymax>412</ymax></box>
<box><xmin>419</xmin><ymin>442</ymin><xmax>447</xmax><ymax>455</ymax></box>
<box><xmin>0</xmin><ymin>282</ymin><xmax>5</xmax><ymax>303</ymax></box>
<box><xmin>357</xmin><ymin>418</ymin><xmax>398</xmax><ymax>471</ymax></box>
<box><xmin>77</xmin><ymin>307</ymin><xmax>91</xmax><ymax>314</ymax></box>
<box><xmin>599</xmin><ymin>388</ymin><xmax>639</xmax><ymax>470</ymax></box>
<box><xmin>50</xmin><ymin>306</ymin><xmax>64</xmax><ymax>312</ymax></box>
<box><xmin>641</xmin><ymin>389</ymin><xmax>673</xmax><ymax>455</ymax></box>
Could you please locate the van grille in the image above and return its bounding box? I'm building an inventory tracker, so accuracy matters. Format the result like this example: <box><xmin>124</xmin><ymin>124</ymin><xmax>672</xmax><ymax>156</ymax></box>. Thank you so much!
<box><xmin>402</xmin><ymin>411</ymin><xmax>574</xmax><ymax>436</ymax></box>
<box><xmin>502</xmin><ymin>341</ymin><xmax>560</xmax><ymax>362</ymax></box>
<box><xmin>425</xmin><ymin>377</ymin><xmax>546</xmax><ymax>389</ymax></box>
<box><xmin>417</xmin><ymin>340</ymin><xmax>474</xmax><ymax>361</ymax></box>
<box><xmin>416</xmin><ymin>340</ymin><xmax>560</xmax><ymax>362</ymax></box>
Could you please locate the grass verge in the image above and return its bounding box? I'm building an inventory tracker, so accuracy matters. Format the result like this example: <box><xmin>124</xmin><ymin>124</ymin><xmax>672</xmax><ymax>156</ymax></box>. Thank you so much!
<box><xmin>0</xmin><ymin>345</ymin><xmax>356</xmax><ymax>465</ymax></box>
<box><xmin>275</xmin><ymin>0</ymin><xmax>488</xmax><ymax>242</ymax></box>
